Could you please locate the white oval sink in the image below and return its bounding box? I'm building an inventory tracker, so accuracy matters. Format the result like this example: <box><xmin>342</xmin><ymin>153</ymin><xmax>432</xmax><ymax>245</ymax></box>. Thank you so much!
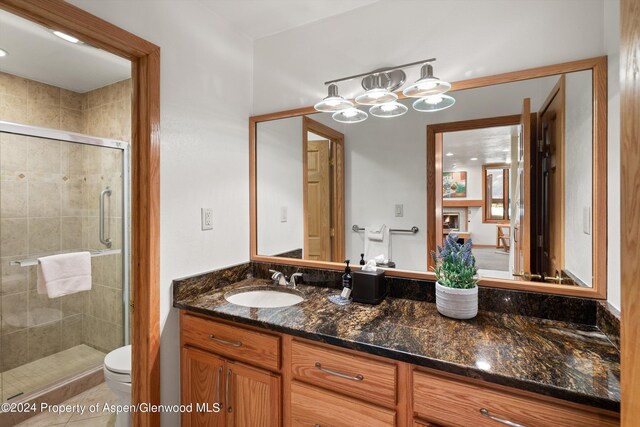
<box><xmin>224</xmin><ymin>286</ymin><xmax>304</xmax><ymax>308</ymax></box>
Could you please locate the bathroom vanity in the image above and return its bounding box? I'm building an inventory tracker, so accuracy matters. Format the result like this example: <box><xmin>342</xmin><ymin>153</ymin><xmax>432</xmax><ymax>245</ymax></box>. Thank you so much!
<box><xmin>174</xmin><ymin>264</ymin><xmax>620</xmax><ymax>427</ymax></box>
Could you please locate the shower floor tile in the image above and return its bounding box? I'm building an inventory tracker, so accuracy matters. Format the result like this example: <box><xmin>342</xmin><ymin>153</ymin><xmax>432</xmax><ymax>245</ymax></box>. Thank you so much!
<box><xmin>3</xmin><ymin>344</ymin><xmax>105</xmax><ymax>401</ymax></box>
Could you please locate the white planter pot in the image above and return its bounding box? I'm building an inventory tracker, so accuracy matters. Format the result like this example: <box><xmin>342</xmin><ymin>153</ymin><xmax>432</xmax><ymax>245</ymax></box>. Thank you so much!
<box><xmin>435</xmin><ymin>281</ymin><xmax>478</xmax><ymax>319</ymax></box>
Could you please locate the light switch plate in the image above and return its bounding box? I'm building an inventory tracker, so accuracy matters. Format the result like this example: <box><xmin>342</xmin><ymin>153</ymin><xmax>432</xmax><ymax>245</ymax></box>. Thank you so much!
<box><xmin>280</xmin><ymin>206</ymin><xmax>288</xmax><ymax>222</ymax></box>
<box><xmin>395</xmin><ymin>204</ymin><xmax>403</xmax><ymax>217</ymax></box>
<box><xmin>583</xmin><ymin>206</ymin><xmax>591</xmax><ymax>235</ymax></box>
<box><xmin>201</xmin><ymin>208</ymin><xmax>213</xmax><ymax>231</ymax></box>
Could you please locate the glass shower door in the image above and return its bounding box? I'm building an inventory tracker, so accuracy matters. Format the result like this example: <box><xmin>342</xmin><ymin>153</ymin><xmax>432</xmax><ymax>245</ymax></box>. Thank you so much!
<box><xmin>0</xmin><ymin>126</ymin><xmax>129</xmax><ymax>402</ymax></box>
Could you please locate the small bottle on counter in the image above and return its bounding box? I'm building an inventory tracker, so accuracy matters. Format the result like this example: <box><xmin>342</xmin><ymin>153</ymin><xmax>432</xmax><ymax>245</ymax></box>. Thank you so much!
<box><xmin>359</xmin><ymin>253</ymin><xmax>365</xmax><ymax>265</ymax></box>
<box><xmin>340</xmin><ymin>260</ymin><xmax>353</xmax><ymax>299</ymax></box>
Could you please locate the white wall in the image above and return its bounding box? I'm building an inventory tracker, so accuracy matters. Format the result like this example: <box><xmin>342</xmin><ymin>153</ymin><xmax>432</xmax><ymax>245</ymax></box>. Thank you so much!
<box><xmin>68</xmin><ymin>1</ymin><xmax>253</xmax><ymax>425</ymax></box>
<box><xmin>564</xmin><ymin>71</ymin><xmax>594</xmax><ymax>285</ymax></box>
<box><xmin>256</xmin><ymin>117</ymin><xmax>304</xmax><ymax>255</ymax></box>
<box><xmin>604</xmin><ymin>0</ymin><xmax>621</xmax><ymax>311</ymax></box>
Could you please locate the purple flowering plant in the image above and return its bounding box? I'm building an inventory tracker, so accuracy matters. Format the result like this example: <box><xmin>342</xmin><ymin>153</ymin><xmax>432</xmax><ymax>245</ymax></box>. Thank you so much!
<box><xmin>430</xmin><ymin>234</ymin><xmax>478</xmax><ymax>289</ymax></box>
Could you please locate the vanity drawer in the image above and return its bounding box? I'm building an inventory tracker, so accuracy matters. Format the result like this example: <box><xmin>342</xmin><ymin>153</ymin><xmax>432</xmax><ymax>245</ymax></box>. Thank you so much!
<box><xmin>181</xmin><ymin>314</ymin><xmax>280</xmax><ymax>371</ymax></box>
<box><xmin>413</xmin><ymin>370</ymin><xmax>619</xmax><ymax>427</ymax></box>
<box><xmin>291</xmin><ymin>381</ymin><xmax>395</xmax><ymax>427</ymax></box>
<box><xmin>290</xmin><ymin>340</ymin><xmax>396</xmax><ymax>407</ymax></box>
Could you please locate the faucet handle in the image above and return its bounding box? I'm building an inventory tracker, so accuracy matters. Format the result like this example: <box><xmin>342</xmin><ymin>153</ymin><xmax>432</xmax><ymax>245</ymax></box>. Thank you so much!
<box><xmin>290</xmin><ymin>273</ymin><xmax>303</xmax><ymax>287</ymax></box>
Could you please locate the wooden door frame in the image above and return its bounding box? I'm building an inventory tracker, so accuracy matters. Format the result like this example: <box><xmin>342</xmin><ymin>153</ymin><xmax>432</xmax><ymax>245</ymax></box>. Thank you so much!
<box><xmin>301</xmin><ymin>117</ymin><xmax>345</xmax><ymax>262</ymax></box>
<box><xmin>621</xmin><ymin>0</ymin><xmax>640</xmax><ymax>423</ymax></box>
<box><xmin>481</xmin><ymin>163</ymin><xmax>511</xmax><ymax>224</ymax></box>
<box><xmin>427</xmin><ymin>114</ymin><xmax>521</xmax><ymax>269</ymax></box>
<box><xmin>0</xmin><ymin>1</ymin><xmax>162</xmax><ymax>425</ymax></box>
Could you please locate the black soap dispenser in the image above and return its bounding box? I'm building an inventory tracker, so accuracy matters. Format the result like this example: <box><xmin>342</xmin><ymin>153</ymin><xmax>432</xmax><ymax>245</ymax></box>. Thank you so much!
<box><xmin>340</xmin><ymin>260</ymin><xmax>353</xmax><ymax>299</ymax></box>
<box><xmin>359</xmin><ymin>253</ymin><xmax>366</xmax><ymax>266</ymax></box>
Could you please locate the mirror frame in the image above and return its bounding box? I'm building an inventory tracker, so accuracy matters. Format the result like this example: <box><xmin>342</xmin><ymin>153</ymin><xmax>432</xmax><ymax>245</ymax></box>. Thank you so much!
<box><xmin>249</xmin><ymin>56</ymin><xmax>607</xmax><ymax>299</ymax></box>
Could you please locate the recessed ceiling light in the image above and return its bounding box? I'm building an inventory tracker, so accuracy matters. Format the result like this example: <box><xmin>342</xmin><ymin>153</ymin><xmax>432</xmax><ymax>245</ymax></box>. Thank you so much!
<box><xmin>470</xmin><ymin>157</ymin><xmax>478</xmax><ymax>161</ymax></box>
<box><xmin>502</xmin><ymin>148</ymin><xmax>510</xmax><ymax>152</ymax></box>
<box><xmin>52</xmin><ymin>30</ymin><xmax>81</xmax><ymax>44</ymax></box>
<box><xmin>445</xmin><ymin>152</ymin><xmax>454</xmax><ymax>156</ymax></box>
<box><xmin>0</xmin><ymin>48</ymin><xmax>7</xmax><ymax>57</ymax></box>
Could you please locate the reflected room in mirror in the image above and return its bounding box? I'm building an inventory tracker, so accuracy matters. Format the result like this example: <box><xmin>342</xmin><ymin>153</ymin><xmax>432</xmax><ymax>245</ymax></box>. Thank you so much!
<box><xmin>251</xmin><ymin>57</ymin><xmax>607</xmax><ymax>298</ymax></box>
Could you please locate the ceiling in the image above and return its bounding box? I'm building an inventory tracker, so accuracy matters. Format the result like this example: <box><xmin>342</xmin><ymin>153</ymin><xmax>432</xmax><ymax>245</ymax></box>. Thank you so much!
<box><xmin>205</xmin><ymin>0</ymin><xmax>380</xmax><ymax>40</ymax></box>
<box><xmin>443</xmin><ymin>125</ymin><xmax>519</xmax><ymax>170</ymax></box>
<box><xmin>0</xmin><ymin>9</ymin><xmax>130</xmax><ymax>93</ymax></box>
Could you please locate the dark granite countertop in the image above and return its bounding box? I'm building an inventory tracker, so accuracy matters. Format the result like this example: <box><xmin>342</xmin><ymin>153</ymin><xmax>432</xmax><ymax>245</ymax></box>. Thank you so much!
<box><xmin>174</xmin><ymin>277</ymin><xmax>620</xmax><ymax>412</ymax></box>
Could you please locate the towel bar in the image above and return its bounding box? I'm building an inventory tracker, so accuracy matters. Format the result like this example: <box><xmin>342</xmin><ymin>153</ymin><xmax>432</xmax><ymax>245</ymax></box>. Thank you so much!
<box><xmin>352</xmin><ymin>225</ymin><xmax>419</xmax><ymax>234</ymax></box>
<box><xmin>10</xmin><ymin>249</ymin><xmax>122</xmax><ymax>267</ymax></box>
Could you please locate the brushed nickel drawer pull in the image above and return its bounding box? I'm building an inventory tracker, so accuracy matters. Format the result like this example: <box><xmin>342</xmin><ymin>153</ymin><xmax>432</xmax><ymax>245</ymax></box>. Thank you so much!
<box><xmin>226</xmin><ymin>368</ymin><xmax>232</xmax><ymax>413</ymax></box>
<box><xmin>209</xmin><ymin>334</ymin><xmax>242</xmax><ymax>347</ymax></box>
<box><xmin>314</xmin><ymin>362</ymin><xmax>364</xmax><ymax>381</ymax></box>
<box><xmin>480</xmin><ymin>408</ymin><xmax>527</xmax><ymax>427</ymax></box>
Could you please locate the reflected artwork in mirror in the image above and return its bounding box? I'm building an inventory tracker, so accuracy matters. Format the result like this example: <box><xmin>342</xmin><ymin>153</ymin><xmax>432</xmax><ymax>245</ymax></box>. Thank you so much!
<box><xmin>250</xmin><ymin>57</ymin><xmax>607</xmax><ymax>299</ymax></box>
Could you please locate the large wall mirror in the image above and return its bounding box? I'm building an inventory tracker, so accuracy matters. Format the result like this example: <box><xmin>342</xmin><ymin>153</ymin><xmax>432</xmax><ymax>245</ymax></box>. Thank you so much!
<box><xmin>250</xmin><ymin>57</ymin><xmax>607</xmax><ymax>298</ymax></box>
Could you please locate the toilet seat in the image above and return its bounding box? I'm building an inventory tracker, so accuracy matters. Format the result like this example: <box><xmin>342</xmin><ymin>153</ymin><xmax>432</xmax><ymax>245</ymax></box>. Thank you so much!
<box><xmin>104</xmin><ymin>345</ymin><xmax>132</xmax><ymax>383</ymax></box>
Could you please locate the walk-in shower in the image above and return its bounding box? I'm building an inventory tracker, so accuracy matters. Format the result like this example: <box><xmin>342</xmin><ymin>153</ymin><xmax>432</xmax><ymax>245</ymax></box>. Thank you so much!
<box><xmin>0</xmin><ymin>120</ymin><xmax>130</xmax><ymax>402</ymax></box>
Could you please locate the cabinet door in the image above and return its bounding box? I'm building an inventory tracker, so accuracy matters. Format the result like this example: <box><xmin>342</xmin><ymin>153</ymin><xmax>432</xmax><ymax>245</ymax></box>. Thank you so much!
<box><xmin>182</xmin><ymin>347</ymin><xmax>226</xmax><ymax>427</ymax></box>
<box><xmin>226</xmin><ymin>360</ymin><xmax>281</xmax><ymax>427</ymax></box>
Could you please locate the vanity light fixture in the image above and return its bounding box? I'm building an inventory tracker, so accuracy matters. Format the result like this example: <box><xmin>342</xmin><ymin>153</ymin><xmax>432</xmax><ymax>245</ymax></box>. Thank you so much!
<box><xmin>0</xmin><ymin>48</ymin><xmax>7</xmax><ymax>57</ymax></box>
<box><xmin>314</xmin><ymin>84</ymin><xmax>354</xmax><ymax>112</ymax></box>
<box><xmin>52</xmin><ymin>30</ymin><xmax>81</xmax><ymax>44</ymax></box>
<box><xmin>315</xmin><ymin>58</ymin><xmax>455</xmax><ymax>123</ymax></box>
<box><xmin>402</xmin><ymin>63</ymin><xmax>451</xmax><ymax>98</ymax></box>
<box><xmin>332</xmin><ymin>108</ymin><xmax>368</xmax><ymax>124</ymax></box>
<box><xmin>369</xmin><ymin>101</ymin><xmax>408</xmax><ymax>118</ymax></box>
<box><xmin>413</xmin><ymin>94</ymin><xmax>456</xmax><ymax>112</ymax></box>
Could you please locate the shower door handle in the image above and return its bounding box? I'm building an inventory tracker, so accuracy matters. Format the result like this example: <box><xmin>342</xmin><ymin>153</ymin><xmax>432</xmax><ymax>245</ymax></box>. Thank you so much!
<box><xmin>100</xmin><ymin>187</ymin><xmax>112</xmax><ymax>248</ymax></box>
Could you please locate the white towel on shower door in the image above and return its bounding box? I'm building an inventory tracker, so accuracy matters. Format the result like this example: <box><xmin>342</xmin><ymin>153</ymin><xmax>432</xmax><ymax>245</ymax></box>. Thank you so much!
<box><xmin>37</xmin><ymin>252</ymin><xmax>92</xmax><ymax>298</ymax></box>
<box><xmin>364</xmin><ymin>226</ymin><xmax>390</xmax><ymax>262</ymax></box>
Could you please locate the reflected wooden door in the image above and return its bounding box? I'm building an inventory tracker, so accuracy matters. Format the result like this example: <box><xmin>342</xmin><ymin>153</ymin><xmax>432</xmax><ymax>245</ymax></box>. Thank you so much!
<box><xmin>305</xmin><ymin>139</ymin><xmax>331</xmax><ymax>261</ymax></box>
<box><xmin>514</xmin><ymin>98</ymin><xmax>531</xmax><ymax>276</ymax></box>
<box><xmin>538</xmin><ymin>76</ymin><xmax>565</xmax><ymax>278</ymax></box>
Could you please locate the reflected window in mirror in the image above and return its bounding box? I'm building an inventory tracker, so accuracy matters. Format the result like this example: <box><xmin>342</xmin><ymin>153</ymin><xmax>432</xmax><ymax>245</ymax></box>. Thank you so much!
<box><xmin>482</xmin><ymin>164</ymin><xmax>510</xmax><ymax>223</ymax></box>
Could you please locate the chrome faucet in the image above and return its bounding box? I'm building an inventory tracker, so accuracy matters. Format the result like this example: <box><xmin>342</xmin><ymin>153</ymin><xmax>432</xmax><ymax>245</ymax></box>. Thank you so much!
<box><xmin>269</xmin><ymin>270</ymin><xmax>303</xmax><ymax>287</ymax></box>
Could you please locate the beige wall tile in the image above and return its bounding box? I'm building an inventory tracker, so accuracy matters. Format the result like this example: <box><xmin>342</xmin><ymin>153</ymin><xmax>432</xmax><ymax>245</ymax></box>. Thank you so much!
<box><xmin>0</xmin><ymin>94</ymin><xmax>28</xmax><ymax>123</ymax></box>
<box><xmin>27</xmin><ymin>321</ymin><xmax>61</xmax><ymax>362</ymax></box>
<box><xmin>61</xmin><ymin>108</ymin><xmax>84</xmax><ymax>133</ymax></box>
<box><xmin>0</xmin><ymin>133</ymin><xmax>28</xmax><ymax>172</ymax></box>
<box><xmin>60</xmin><ymin>89</ymin><xmax>83</xmax><ymax>110</ymax></box>
<box><xmin>27</xmin><ymin>102</ymin><xmax>60</xmax><ymax>129</ymax></box>
<box><xmin>102</xmin><ymin>321</ymin><xmax>124</xmax><ymax>353</ymax></box>
<box><xmin>1</xmin><ymin>218</ymin><xmax>28</xmax><ymax>257</ymax></box>
<box><xmin>27</xmin><ymin>290</ymin><xmax>62</xmax><ymax>327</ymax></box>
<box><xmin>27</xmin><ymin>81</ymin><xmax>60</xmax><ymax>107</ymax></box>
<box><xmin>0</xmin><ymin>72</ymin><xmax>28</xmax><ymax>98</ymax></box>
<box><xmin>1</xmin><ymin>180</ymin><xmax>28</xmax><ymax>218</ymax></box>
<box><xmin>61</xmin><ymin>217</ymin><xmax>83</xmax><ymax>250</ymax></box>
<box><xmin>28</xmin><ymin>181</ymin><xmax>61</xmax><ymax>217</ymax></box>
<box><xmin>1</xmin><ymin>256</ymin><xmax>28</xmax><ymax>295</ymax></box>
<box><xmin>103</xmin><ymin>287</ymin><xmax>123</xmax><ymax>325</ymax></box>
<box><xmin>61</xmin><ymin>292</ymin><xmax>85</xmax><ymax>318</ymax></box>
<box><xmin>27</xmin><ymin>139</ymin><xmax>61</xmax><ymax>174</ymax></box>
<box><xmin>1</xmin><ymin>291</ymin><xmax>28</xmax><ymax>334</ymax></box>
<box><xmin>1</xmin><ymin>330</ymin><xmax>28</xmax><ymax>372</ymax></box>
<box><xmin>62</xmin><ymin>177</ymin><xmax>84</xmax><ymax>217</ymax></box>
<box><xmin>62</xmin><ymin>142</ymin><xmax>84</xmax><ymax>175</ymax></box>
<box><xmin>60</xmin><ymin>315</ymin><xmax>83</xmax><ymax>350</ymax></box>
<box><xmin>28</xmin><ymin>217</ymin><xmax>61</xmax><ymax>256</ymax></box>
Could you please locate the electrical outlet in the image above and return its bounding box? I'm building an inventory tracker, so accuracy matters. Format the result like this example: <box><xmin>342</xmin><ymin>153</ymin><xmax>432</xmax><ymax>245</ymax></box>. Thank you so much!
<box><xmin>395</xmin><ymin>204</ymin><xmax>403</xmax><ymax>217</ymax></box>
<box><xmin>280</xmin><ymin>206</ymin><xmax>288</xmax><ymax>222</ymax></box>
<box><xmin>201</xmin><ymin>208</ymin><xmax>213</xmax><ymax>231</ymax></box>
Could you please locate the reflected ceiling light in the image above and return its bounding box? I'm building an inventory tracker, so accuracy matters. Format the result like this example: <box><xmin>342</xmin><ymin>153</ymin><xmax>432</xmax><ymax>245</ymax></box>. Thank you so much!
<box><xmin>52</xmin><ymin>30</ymin><xmax>81</xmax><ymax>44</ymax></box>
<box><xmin>355</xmin><ymin>74</ymin><xmax>397</xmax><ymax>105</ymax></box>
<box><xmin>403</xmin><ymin>64</ymin><xmax>451</xmax><ymax>98</ymax></box>
<box><xmin>369</xmin><ymin>101</ymin><xmax>408</xmax><ymax>118</ymax></box>
<box><xmin>332</xmin><ymin>108</ymin><xmax>368</xmax><ymax>124</ymax></box>
<box><xmin>445</xmin><ymin>152</ymin><xmax>454</xmax><ymax>156</ymax></box>
<box><xmin>314</xmin><ymin>83</ymin><xmax>354</xmax><ymax>112</ymax></box>
<box><xmin>470</xmin><ymin>157</ymin><xmax>478</xmax><ymax>161</ymax></box>
<box><xmin>413</xmin><ymin>94</ymin><xmax>456</xmax><ymax>112</ymax></box>
<box><xmin>316</xmin><ymin>58</ymin><xmax>455</xmax><ymax>123</ymax></box>
<box><xmin>0</xmin><ymin>48</ymin><xmax>7</xmax><ymax>57</ymax></box>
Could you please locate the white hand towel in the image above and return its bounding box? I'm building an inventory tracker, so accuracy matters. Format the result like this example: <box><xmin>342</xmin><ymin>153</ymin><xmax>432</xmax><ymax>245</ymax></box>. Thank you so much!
<box><xmin>364</xmin><ymin>226</ymin><xmax>390</xmax><ymax>261</ymax></box>
<box><xmin>367</xmin><ymin>224</ymin><xmax>386</xmax><ymax>242</ymax></box>
<box><xmin>37</xmin><ymin>252</ymin><xmax>92</xmax><ymax>298</ymax></box>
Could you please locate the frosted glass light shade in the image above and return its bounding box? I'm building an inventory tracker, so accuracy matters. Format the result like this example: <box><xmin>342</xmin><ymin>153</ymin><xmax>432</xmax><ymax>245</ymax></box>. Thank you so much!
<box><xmin>403</xmin><ymin>63</ymin><xmax>451</xmax><ymax>98</ymax></box>
<box><xmin>355</xmin><ymin>88</ymin><xmax>397</xmax><ymax>105</ymax></box>
<box><xmin>314</xmin><ymin>84</ymin><xmax>354</xmax><ymax>112</ymax></box>
<box><xmin>332</xmin><ymin>108</ymin><xmax>368</xmax><ymax>123</ymax></box>
<box><xmin>369</xmin><ymin>101</ymin><xmax>408</xmax><ymax>118</ymax></box>
<box><xmin>413</xmin><ymin>94</ymin><xmax>456</xmax><ymax>112</ymax></box>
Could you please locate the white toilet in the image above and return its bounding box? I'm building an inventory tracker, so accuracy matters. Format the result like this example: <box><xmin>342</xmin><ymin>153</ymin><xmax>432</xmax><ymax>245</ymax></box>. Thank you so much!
<box><xmin>104</xmin><ymin>345</ymin><xmax>132</xmax><ymax>427</ymax></box>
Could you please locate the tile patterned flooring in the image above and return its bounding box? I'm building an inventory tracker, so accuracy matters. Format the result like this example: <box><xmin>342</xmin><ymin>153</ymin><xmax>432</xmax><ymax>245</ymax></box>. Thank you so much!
<box><xmin>16</xmin><ymin>382</ymin><xmax>117</xmax><ymax>426</ymax></box>
<box><xmin>2</xmin><ymin>345</ymin><xmax>105</xmax><ymax>402</ymax></box>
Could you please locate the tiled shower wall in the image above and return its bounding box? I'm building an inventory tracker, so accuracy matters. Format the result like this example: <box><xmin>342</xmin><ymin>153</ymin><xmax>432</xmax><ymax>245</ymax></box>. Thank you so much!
<box><xmin>0</xmin><ymin>72</ymin><xmax>131</xmax><ymax>371</ymax></box>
